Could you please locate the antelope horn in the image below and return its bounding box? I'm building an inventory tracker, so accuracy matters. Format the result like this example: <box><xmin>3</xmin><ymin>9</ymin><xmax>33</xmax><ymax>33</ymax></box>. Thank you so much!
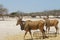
<box><xmin>16</xmin><ymin>15</ymin><xmax>20</xmax><ymax>19</ymax></box>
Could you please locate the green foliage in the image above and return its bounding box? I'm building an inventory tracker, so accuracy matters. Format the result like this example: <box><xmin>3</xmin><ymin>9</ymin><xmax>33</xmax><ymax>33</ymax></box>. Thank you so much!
<box><xmin>10</xmin><ymin>12</ymin><xmax>17</xmax><ymax>15</ymax></box>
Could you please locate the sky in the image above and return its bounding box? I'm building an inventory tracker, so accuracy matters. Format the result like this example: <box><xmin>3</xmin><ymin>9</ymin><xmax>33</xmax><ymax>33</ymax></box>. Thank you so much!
<box><xmin>0</xmin><ymin>0</ymin><xmax>60</xmax><ymax>13</ymax></box>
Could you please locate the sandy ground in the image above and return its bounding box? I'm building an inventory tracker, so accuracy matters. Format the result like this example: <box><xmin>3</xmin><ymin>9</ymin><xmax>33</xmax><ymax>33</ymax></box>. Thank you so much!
<box><xmin>5</xmin><ymin>33</ymin><xmax>60</xmax><ymax>40</ymax></box>
<box><xmin>0</xmin><ymin>18</ymin><xmax>60</xmax><ymax>40</ymax></box>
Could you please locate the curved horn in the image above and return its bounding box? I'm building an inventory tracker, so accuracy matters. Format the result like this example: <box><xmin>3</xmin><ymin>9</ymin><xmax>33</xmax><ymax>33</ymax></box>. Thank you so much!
<box><xmin>46</xmin><ymin>16</ymin><xmax>49</xmax><ymax>19</ymax></box>
<box><xmin>16</xmin><ymin>15</ymin><xmax>23</xmax><ymax>20</ymax></box>
<box><xmin>17</xmin><ymin>15</ymin><xmax>20</xmax><ymax>19</ymax></box>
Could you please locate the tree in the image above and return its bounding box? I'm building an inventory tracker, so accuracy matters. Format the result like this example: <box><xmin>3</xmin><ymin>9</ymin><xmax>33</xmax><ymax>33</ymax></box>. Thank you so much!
<box><xmin>0</xmin><ymin>4</ymin><xmax>8</xmax><ymax>20</ymax></box>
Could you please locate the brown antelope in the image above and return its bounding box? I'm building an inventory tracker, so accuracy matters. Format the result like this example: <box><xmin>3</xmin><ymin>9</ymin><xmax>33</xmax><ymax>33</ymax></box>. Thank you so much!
<box><xmin>43</xmin><ymin>17</ymin><xmax>59</xmax><ymax>36</ymax></box>
<box><xmin>16</xmin><ymin>17</ymin><xmax>48</xmax><ymax>39</ymax></box>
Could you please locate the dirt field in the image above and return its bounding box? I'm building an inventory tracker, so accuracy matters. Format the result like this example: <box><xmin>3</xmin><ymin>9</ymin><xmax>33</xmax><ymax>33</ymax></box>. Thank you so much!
<box><xmin>5</xmin><ymin>33</ymin><xmax>60</xmax><ymax>40</ymax></box>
